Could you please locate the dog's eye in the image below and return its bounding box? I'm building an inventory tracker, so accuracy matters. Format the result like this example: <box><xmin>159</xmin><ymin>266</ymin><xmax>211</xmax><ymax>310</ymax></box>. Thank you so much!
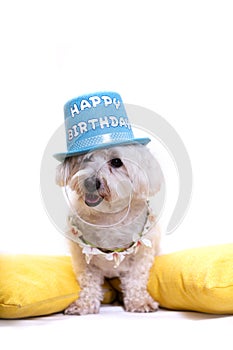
<box><xmin>110</xmin><ymin>158</ymin><xmax>123</xmax><ymax>168</ymax></box>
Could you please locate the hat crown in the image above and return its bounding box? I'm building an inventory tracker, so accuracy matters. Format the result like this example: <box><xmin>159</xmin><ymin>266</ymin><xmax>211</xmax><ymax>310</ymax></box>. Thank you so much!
<box><xmin>54</xmin><ymin>91</ymin><xmax>150</xmax><ymax>161</ymax></box>
<box><xmin>64</xmin><ymin>92</ymin><xmax>134</xmax><ymax>153</ymax></box>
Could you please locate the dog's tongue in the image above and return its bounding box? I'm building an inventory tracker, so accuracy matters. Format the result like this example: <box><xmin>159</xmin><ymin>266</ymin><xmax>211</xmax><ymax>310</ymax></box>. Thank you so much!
<box><xmin>85</xmin><ymin>193</ymin><xmax>103</xmax><ymax>207</ymax></box>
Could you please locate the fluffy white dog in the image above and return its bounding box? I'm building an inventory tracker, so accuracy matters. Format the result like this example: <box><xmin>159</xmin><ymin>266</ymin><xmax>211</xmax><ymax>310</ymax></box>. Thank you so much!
<box><xmin>56</xmin><ymin>143</ymin><xmax>163</xmax><ymax>315</ymax></box>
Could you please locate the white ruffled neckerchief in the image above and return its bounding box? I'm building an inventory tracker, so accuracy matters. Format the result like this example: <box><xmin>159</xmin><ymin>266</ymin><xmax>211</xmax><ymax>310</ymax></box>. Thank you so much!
<box><xmin>68</xmin><ymin>204</ymin><xmax>156</xmax><ymax>268</ymax></box>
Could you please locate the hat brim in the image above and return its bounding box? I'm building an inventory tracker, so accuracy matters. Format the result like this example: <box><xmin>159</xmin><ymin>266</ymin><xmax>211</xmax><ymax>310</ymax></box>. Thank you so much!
<box><xmin>53</xmin><ymin>137</ymin><xmax>151</xmax><ymax>162</ymax></box>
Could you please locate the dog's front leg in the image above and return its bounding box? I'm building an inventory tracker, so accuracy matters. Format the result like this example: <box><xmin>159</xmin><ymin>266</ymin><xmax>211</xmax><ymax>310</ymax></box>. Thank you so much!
<box><xmin>120</xmin><ymin>245</ymin><xmax>159</xmax><ymax>313</ymax></box>
<box><xmin>65</xmin><ymin>241</ymin><xmax>104</xmax><ymax>315</ymax></box>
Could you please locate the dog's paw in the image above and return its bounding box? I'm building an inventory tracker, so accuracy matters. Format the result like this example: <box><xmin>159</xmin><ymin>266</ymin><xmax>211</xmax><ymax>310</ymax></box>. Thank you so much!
<box><xmin>64</xmin><ymin>298</ymin><xmax>100</xmax><ymax>316</ymax></box>
<box><xmin>124</xmin><ymin>293</ymin><xmax>159</xmax><ymax>313</ymax></box>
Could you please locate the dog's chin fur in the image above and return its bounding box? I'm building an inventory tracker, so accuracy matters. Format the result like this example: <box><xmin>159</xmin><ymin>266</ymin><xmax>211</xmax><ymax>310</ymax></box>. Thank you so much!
<box><xmin>56</xmin><ymin>144</ymin><xmax>163</xmax><ymax>314</ymax></box>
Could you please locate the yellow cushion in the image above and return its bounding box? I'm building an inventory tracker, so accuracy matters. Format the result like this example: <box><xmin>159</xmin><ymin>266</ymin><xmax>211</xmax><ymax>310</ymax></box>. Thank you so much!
<box><xmin>148</xmin><ymin>243</ymin><xmax>233</xmax><ymax>314</ymax></box>
<box><xmin>0</xmin><ymin>255</ymin><xmax>116</xmax><ymax>319</ymax></box>
<box><xmin>0</xmin><ymin>244</ymin><xmax>232</xmax><ymax>318</ymax></box>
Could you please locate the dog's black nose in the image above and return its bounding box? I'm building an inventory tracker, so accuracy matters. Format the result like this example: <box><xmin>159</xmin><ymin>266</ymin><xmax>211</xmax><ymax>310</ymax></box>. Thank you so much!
<box><xmin>84</xmin><ymin>177</ymin><xmax>101</xmax><ymax>192</ymax></box>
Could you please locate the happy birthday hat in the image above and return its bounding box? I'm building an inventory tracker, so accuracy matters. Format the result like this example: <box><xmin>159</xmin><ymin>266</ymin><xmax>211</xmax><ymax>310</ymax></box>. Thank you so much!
<box><xmin>54</xmin><ymin>91</ymin><xmax>151</xmax><ymax>161</ymax></box>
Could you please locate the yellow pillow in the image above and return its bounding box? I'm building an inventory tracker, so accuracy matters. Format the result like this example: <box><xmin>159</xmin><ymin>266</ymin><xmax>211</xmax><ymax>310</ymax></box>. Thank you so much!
<box><xmin>0</xmin><ymin>255</ymin><xmax>116</xmax><ymax>319</ymax></box>
<box><xmin>0</xmin><ymin>244</ymin><xmax>232</xmax><ymax>318</ymax></box>
<box><xmin>148</xmin><ymin>243</ymin><xmax>233</xmax><ymax>314</ymax></box>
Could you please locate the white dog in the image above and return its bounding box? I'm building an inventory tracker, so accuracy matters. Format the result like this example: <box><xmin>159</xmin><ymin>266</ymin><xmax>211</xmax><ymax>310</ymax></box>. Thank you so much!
<box><xmin>56</xmin><ymin>143</ymin><xmax>163</xmax><ymax>315</ymax></box>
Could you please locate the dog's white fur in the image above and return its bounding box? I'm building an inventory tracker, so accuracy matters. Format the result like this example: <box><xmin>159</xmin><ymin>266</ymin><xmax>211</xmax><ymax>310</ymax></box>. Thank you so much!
<box><xmin>56</xmin><ymin>144</ymin><xmax>163</xmax><ymax>315</ymax></box>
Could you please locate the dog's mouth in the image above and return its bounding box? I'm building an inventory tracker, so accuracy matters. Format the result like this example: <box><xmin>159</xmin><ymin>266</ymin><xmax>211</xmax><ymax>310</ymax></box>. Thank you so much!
<box><xmin>85</xmin><ymin>193</ymin><xmax>103</xmax><ymax>207</ymax></box>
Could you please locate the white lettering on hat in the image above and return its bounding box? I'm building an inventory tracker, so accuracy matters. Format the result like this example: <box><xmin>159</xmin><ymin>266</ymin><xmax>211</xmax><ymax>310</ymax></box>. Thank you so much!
<box><xmin>68</xmin><ymin>129</ymin><xmax>74</xmax><ymax>140</ymax></box>
<box><xmin>80</xmin><ymin>99</ymin><xmax>92</xmax><ymax>111</ymax></box>
<box><xmin>70</xmin><ymin>103</ymin><xmax>80</xmax><ymax>117</ymax></box>
<box><xmin>99</xmin><ymin>117</ymin><xmax>110</xmax><ymax>129</ymax></box>
<box><xmin>109</xmin><ymin>116</ymin><xmax>118</xmax><ymax>127</ymax></box>
<box><xmin>89</xmin><ymin>96</ymin><xmax>101</xmax><ymax>108</ymax></box>
<box><xmin>124</xmin><ymin>118</ymin><xmax>131</xmax><ymax>129</ymax></box>
<box><xmin>113</xmin><ymin>98</ymin><xmax>120</xmax><ymax>110</ymax></box>
<box><xmin>88</xmin><ymin>118</ymin><xmax>99</xmax><ymax>129</ymax></box>
<box><xmin>67</xmin><ymin>116</ymin><xmax>130</xmax><ymax>141</ymax></box>
<box><xmin>101</xmin><ymin>95</ymin><xmax>112</xmax><ymax>107</ymax></box>
<box><xmin>72</xmin><ymin>124</ymin><xmax>79</xmax><ymax>137</ymax></box>
<box><xmin>78</xmin><ymin>122</ymin><xmax>88</xmax><ymax>133</ymax></box>
<box><xmin>119</xmin><ymin>117</ymin><xmax>126</xmax><ymax>127</ymax></box>
<box><xmin>70</xmin><ymin>95</ymin><xmax>121</xmax><ymax>118</ymax></box>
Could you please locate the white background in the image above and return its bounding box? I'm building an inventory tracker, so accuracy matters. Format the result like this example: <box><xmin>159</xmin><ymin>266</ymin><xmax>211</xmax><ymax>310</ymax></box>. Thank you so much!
<box><xmin>0</xmin><ymin>0</ymin><xmax>232</xmax><ymax>254</ymax></box>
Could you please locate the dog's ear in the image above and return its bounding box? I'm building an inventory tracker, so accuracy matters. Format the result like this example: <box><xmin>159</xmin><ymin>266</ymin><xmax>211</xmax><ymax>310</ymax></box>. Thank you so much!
<box><xmin>56</xmin><ymin>157</ymin><xmax>80</xmax><ymax>187</ymax></box>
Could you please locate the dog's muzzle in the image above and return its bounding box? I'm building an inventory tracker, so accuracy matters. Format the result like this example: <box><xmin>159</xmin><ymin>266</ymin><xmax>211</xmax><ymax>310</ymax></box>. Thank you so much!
<box><xmin>84</xmin><ymin>176</ymin><xmax>103</xmax><ymax>207</ymax></box>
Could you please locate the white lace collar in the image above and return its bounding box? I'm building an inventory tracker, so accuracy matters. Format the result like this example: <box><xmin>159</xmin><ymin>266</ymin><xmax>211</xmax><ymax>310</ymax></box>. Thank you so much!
<box><xmin>68</xmin><ymin>204</ymin><xmax>156</xmax><ymax>268</ymax></box>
